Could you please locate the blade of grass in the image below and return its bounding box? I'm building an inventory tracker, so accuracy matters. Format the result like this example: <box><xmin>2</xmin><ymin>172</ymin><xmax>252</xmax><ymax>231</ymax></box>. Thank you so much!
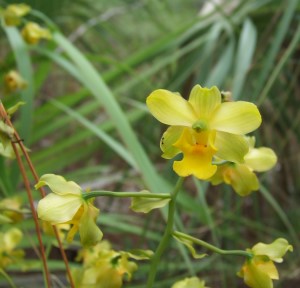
<box><xmin>232</xmin><ymin>18</ymin><xmax>257</xmax><ymax>99</ymax></box>
<box><xmin>257</xmin><ymin>24</ymin><xmax>300</xmax><ymax>106</ymax></box>
<box><xmin>260</xmin><ymin>184</ymin><xmax>300</xmax><ymax>254</ymax></box>
<box><xmin>205</xmin><ymin>39</ymin><xmax>234</xmax><ymax>87</ymax></box>
<box><xmin>50</xmin><ymin>98</ymin><xmax>137</xmax><ymax>168</ymax></box>
<box><xmin>4</xmin><ymin>27</ymin><xmax>34</xmax><ymax>142</ymax></box>
<box><xmin>253</xmin><ymin>0</ymin><xmax>298</xmax><ymax>100</ymax></box>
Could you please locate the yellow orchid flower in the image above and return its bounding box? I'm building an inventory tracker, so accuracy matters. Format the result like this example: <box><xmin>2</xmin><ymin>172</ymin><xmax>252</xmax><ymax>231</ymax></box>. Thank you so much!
<box><xmin>35</xmin><ymin>174</ymin><xmax>103</xmax><ymax>247</ymax></box>
<box><xmin>238</xmin><ymin>238</ymin><xmax>293</xmax><ymax>288</ymax></box>
<box><xmin>72</xmin><ymin>241</ymin><xmax>149</xmax><ymax>288</ymax></box>
<box><xmin>147</xmin><ymin>84</ymin><xmax>261</xmax><ymax>179</ymax></box>
<box><xmin>21</xmin><ymin>22</ymin><xmax>51</xmax><ymax>45</ymax></box>
<box><xmin>0</xmin><ymin>197</ymin><xmax>24</xmax><ymax>223</ymax></box>
<box><xmin>172</xmin><ymin>276</ymin><xmax>209</xmax><ymax>288</ymax></box>
<box><xmin>210</xmin><ymin>137</ymin><xmax>277</xmax><ymax>196</ymax></box>
<box><xmin>0</xmin><ymin>228</ymin><xmax>24</xmax><ymax>269</ymax></box>
<box><xmin>4</xmin><ymin>70</ymin><xmax>27</xmax><ymax>94</ymax></box>
<box><xmin>1</xmin><ymin>4</ymin><xmax>30</xmax><ymax>26</ymax></box>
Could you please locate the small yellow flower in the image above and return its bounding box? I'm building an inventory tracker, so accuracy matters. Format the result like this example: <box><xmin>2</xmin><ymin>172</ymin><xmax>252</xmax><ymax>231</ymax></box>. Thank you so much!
<box><xmin>36</xmin><ymin>174</ymin><xmax>103</xmax><ymax>247</ymax></box>
<box><xmin>238</xmin><ymin>238</ymin><xmax>293</xmax><ymax>288</ymax></box>
<box><xmin>172</xmin><ymin>276</ymin><xmax>209</xmax><ymax>288</ymax></box>
<box><xmin>1</xmin><ymin>4</ymin><xmax>30</xmax><ymax>26</ymax></box>
<box><xmin>0</xmin><ymin>228</ymin><xmax>24</xmax><ymax>269</ymax></box>
<box><xmin>4</xmin><ymin>70</ymin><xmax>27</xmax><ymax>94</ymax></box>
<box><xmin>147</xmin><ymin>84</ymin><xmax>261</xmax><ymax>179</ymax></box>
<box><xmin>73</xmin><ymin>241</ymin><xmax>139</xmax><ymax>288</ymax></box>
<box><xmin>210</xmin><ymin>137</ymin><xmax>277</xmax><ymax>196</ymax></box>
<box><xmin>21</xmin><ymin>22</ymin><xmax>51</xmax><ymax>45</ymax></box>
<box><xmin>0</xmin><ymin>197</ymin><xmax>24</xmax><ymax>223</ymax></box>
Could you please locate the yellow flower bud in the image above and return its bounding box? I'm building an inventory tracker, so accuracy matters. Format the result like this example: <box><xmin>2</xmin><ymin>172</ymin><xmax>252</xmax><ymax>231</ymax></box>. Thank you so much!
<box><xmin>21</xmin><ymin>22</ymin><xmax>51</xmax><ymax>45</ymax></box>
<box><xmin>1</xmin><ymin>4</ymin><xmax>30</xmax><ymax>26</ymax></box>
<box><xmin>0</xmin><ymin>228</ymin><xmax>24</xmax><ymax>269</ymax></box>
<box><xmin>4</xmin><ymin>70</ymin><xmax>27</xmax><ymax>93</ymax></box>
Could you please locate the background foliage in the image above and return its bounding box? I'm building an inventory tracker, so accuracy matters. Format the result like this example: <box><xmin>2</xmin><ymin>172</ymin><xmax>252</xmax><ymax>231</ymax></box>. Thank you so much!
<box><xmin>0</xmin><ymin>0</ymin><xmax>299</xmax><ymax>287</ymax></box>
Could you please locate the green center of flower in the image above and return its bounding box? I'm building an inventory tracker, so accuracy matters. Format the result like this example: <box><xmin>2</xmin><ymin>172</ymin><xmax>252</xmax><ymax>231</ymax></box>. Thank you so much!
<box><xmin>192</xmin><ymin>120</ymin><xmax>207</xmax><ymax>132</ymax></box>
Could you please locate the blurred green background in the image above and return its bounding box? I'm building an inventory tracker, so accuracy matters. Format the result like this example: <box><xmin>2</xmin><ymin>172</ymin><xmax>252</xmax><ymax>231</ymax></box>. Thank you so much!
<box><xmin>0</xmin><ymin>0</ymin><xmax>299</xmax><ymax>287</ymax></box>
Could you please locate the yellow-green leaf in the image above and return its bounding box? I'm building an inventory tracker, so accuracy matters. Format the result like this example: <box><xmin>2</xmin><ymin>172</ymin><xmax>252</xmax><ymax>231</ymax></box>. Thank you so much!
<box><xmin>173</xmin><ymin>233</ymin><xmax>207</xmax><ymax>259</ymax></box>
<box><xmin>130</xmin><ymin>191</ymin><xmax>170</xmax><ymax>213</ymax></box>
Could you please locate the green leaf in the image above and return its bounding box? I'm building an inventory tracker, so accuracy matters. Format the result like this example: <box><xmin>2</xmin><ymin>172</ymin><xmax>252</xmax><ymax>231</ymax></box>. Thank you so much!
<box><xmin>173</xmin><ymin>233</ymin><xmax>207</xmax><ymax>259</ymax></box>
<box><xmin>125</xmin><ymin>249</ymin><xmax>154</xmax><ymax>260</ymax></box>
<box><xmin>130</xmin><ymin>191</ymin><xmax>170</xmax><ymax>213</ymax></box>
<box><xmin>232</xmin><ymin>18</ymin><xmax>257</xmax><ymax>99</ymax></box>
<box><xmin>6</xmin><ymin>101</ymin><xmax>26</xmax><ymax>116</ymax></box>
<box><xmin>4</xmin><ymin>27</ymin><xmax>34</xmax><ymax>142</ymax></box>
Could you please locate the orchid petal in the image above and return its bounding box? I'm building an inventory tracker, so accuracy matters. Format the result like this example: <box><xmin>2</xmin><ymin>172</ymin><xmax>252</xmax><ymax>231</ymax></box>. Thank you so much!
<box><xmin>222</xmin><ymin>164</ymin><xmax>259</xmax><ymax>196</ymax></box>
<box><xmin>37</xmin><ymin>193</ymin><xmax>82</xmax><ymax>223</ymax></box>
<box><xmin>240</xmin><ymin>259</ymin><xmax>274</xmax><ymax>288</ymax></box>
<box><xmin>35</xmin><ymin>174</ymin><xmax>82</xmax><ymax>196</ymax></box>
<box><xmin>79</xmin><ymin>203</ymin><xmax>103</xmax><ymax>247</ymax></box>
<box><xmin>147</xmin><ymin>89</ymin><xmax>197</xmax><ymax>126</ymax></box>
<box><xmin>245</xmin><ymin>147</ymin><xmax>277</xmax><ymax>172</ymax></box>
<box><xmin>160</xmin><ymin>126</ymin><xmax>183</xmax><ymax>159</ymax></box>
<box><xmin>188</xmin><ymin>84</ymin><xmax>221</xmax><ymax>119</ymax></box>
<box><xmin>210</xmin><ymin>101</ymin><xmax>261</xmax><ymax>134</ymax></box>
<box><xmin>173</xmin><ymin>130</ymin><xmax>217</xmax><ymax>179</ymax></box>
<box><xmin>252</xmin><ymin>238</ymin><xmax>293</xmax><ymax>263</ymax></box>
<box><xmin>215</xmin><ymin>131</ymin><xmax>249</xmax><ymax>163</ymax></box>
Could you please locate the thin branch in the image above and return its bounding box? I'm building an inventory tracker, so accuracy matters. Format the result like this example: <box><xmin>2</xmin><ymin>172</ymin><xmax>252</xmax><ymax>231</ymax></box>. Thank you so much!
<box><xmin>0</xmin><ymin>103</ymin><xmax>75</xmax><ymax>288</ymax></box>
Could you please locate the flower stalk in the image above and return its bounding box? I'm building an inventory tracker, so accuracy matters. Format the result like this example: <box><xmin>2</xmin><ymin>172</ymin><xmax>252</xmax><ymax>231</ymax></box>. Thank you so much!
<box><xmin>0</xmin><ymin>268</ymin><xmax>17</xmax><ymax>288</ymax></box>
<box><xmin>173</xmin><ymin>231</ymin><xmax>253</xmax><ymax>258</ymax></box>
<box><xmin>146</xmin><ymin>177</ymin><xmax>184</xmax><ymax>287</ymax></box>
<box><xmin>82</xmin><ymin>191</ymin><xmax>171</xmax><ymax>201</ymax></box>
<box><xmin>0</xmin><ymin>103</ymin><xmax>75</xmax><ymax>288</ymax></box>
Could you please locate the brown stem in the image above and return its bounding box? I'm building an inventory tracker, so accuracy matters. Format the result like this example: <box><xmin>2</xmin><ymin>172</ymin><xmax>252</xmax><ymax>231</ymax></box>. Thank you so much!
<box><xmin>10</xmin><ymin>139</ymin><xmax>52</xmax><ymax>288</ymax></box>
<box><xmin>0</xmin><ymin>103</ymin><xmax>75</xmax><ymax>288</ymax></box>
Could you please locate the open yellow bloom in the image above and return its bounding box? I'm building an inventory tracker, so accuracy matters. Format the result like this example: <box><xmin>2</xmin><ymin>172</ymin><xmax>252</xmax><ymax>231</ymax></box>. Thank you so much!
<box><xmin>238</xmin><ymin>238</ymin><xmax>293</xmax><ymax>288</ymax></box>
<box><xmin>0</xmin><ymin>228</ymin><xmax>24</xmax><ymax>269</ymax></box>
<box><xmin>210</xmin><ymin>137</ymin><xmax>277</xmax><ymax>196</ymax></box>
<box><xmin>21</xmin><ymin>22</ymin><xmax>51</xmax><ymax>45</ymax></box>
<box><xmin>147</xmin><ymin>85</ymin><xmax>261</xmax><ymax>179</ymax></box>
<box><xmin>36</xmin><ymin>174</ymin><xmax>102</xmax><ymax>247</ymax></box>
<box><xmin>1</xmin><ymin>4</ymin><xmax>30</xmax><ymax>26</ymax></box>
<box><xmin>73</xmin><ymin>241</ymin><xmax>141</xmax><ymax>288</ymax></box>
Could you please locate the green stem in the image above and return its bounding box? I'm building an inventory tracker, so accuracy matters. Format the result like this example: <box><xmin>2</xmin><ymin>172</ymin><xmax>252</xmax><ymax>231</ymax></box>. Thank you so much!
<box><xmin>82</xmin><ymin>191</ymin><xmax>171</xmax><ymax>200</ymax></box>
<box><xmin>0</xmin><ymin>268</ymin><xmax>17</xmax><ymax>288</ymax></box>
<box><xmin>146</xmin><ymin>177</ymin><xmax>184</xmax><ymax>288</ymax></box>
<box><xmin>173</xmin><ymin>231</ymin><xmax>253</xmax><ymax>258</ymax></box>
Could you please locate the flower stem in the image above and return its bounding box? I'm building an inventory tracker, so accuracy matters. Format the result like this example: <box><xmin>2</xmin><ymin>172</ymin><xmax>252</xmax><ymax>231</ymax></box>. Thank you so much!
<box><xmin>10</xmin><ymin>138</ymin><xmax>52</xmax><ymax>288</ymax></box>
<box><xmin>0</xmin><ymin>268</ymin><xmax>17</xmax><ymax>288</ymax></box>
<box><xmin>0</xmin><ymin>103</ymin><xmax>75</xmax><ymax>288</ymax></box>
<box><xmin>146</xmin><ymin>177</ymin><xmax>184</xmax><ymax>288</ymax></box>
<box><xmin>83</xmin><ymin>191</ymin><xmax>171</xmax><ymax>200</ymax></box>
<box><xmin>173</xmin><ymin>231</ymin><xmax>253</xmax><ymax>258</ymax></box>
